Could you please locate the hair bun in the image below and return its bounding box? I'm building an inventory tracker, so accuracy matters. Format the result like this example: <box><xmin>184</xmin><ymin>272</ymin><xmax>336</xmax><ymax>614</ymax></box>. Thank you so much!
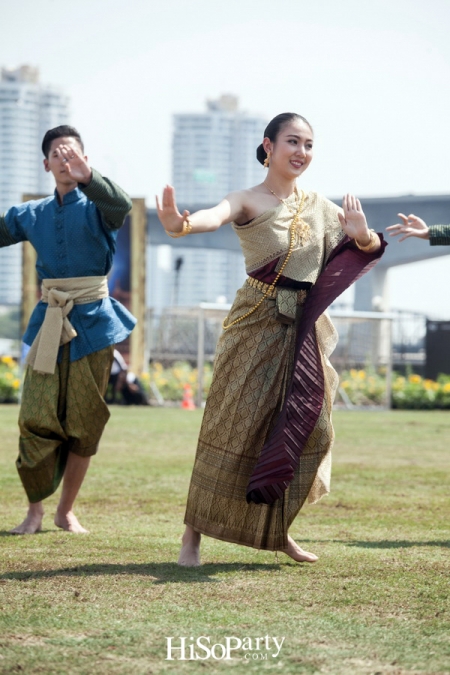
<box><xmin>256</xmin><ymin>144</ymin><xmax>267</xmax><ymax>166</ymax></box>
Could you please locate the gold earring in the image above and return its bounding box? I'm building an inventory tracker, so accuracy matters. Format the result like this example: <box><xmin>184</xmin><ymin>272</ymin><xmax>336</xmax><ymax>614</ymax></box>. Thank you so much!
<box><xmin>263</xmin><ymin>151</ymin><xmax>271</xmax><ymax>168</ymax></box>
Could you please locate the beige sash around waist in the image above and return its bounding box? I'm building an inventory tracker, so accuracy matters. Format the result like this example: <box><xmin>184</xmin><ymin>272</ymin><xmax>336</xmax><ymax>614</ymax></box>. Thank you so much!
<box><xmin>26</xmin><ymin>276</ymin><xmax>109</xmax><ymax>375</ymax></box>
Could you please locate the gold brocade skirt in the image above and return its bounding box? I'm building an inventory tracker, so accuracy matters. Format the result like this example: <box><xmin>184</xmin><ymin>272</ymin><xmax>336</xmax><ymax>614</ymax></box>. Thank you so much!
<box><xmin>184</xmin><ymin>281</ymin><xmax>339</xmax><ymax>551</ymax></box>
<box><xmin>17</xmin><ymin>344</ymin><xmax>114</xmax><ymax>503</ymax></box>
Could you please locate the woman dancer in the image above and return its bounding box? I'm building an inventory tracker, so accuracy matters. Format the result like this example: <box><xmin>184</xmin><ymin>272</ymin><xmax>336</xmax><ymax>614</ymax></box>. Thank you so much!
<box><xmin>157</xmin><ymin>113</ymin><xmax>385</xmax><ymax>565</ymax></box>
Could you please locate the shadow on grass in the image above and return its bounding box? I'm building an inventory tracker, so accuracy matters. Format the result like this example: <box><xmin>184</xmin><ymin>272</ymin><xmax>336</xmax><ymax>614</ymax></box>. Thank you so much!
<box><xmin>299</xmin><ymin>539</ymin><xmax>449</xmax><ymax>549</ymax></box>
<box><xmin>345</xmin><ymin>539</ymin><xmax>450</xmax><ymax>549</ymax></box>
<box><xmin>0</xmin><ymin>530</ymin><xmax>55</xmax><ymax>538</ymax></box>
<box><xmin>0</xmin><ymin>562</ymin><xmax>280</xmax><ymax>584</ymax></box>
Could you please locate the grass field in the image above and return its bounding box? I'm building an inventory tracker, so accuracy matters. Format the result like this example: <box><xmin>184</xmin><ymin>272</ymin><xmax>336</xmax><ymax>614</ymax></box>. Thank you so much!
<box><xmin>0</xmin><ymin>405</ymin><xmax>448</xmax><ymax>675</ymax></box>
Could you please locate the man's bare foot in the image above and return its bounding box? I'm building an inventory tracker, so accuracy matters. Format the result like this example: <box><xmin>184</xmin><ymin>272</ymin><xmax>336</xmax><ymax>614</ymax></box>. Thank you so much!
<box><xmin>54</xmin><ymin>510</ymin><xmax>89</xmax><ymax>533</ymax></box>
<box><xmin>178</xmin><ymin>526</ymin><xmax>201</xmax><ymax>566</ymax></box>
<box><xmin>281</xmin><ymin>535</ymin><xmax>318</xmax><ymax>563</ymax></box>
<box><xmin>10</xmin><ymin>503</ymin><xmax>44</xmax><ymax>535</ymax></box>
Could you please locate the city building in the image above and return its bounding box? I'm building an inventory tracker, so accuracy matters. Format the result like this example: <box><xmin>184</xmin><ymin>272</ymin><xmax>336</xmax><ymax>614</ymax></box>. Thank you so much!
<box><xmin>166</xmin><ymin>95</ymin><xmax>266</xmax><ymax>310</ymax></box>
<box><xmin>172</xmin><ymin>94</ymin><xmax>267</xmax><ymax>205</ymax></box>
<box><xmin>0</xmin><ymin>65</ymin><xmax>70</xmax><ymax>304</ymax></box>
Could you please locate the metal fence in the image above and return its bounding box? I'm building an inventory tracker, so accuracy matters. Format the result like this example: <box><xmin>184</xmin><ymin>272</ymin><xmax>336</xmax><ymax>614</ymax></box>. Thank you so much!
<box><xmin>148</xmin><ymin>304</ymin><xmax>395</xmax><ymax>408</ymax></box>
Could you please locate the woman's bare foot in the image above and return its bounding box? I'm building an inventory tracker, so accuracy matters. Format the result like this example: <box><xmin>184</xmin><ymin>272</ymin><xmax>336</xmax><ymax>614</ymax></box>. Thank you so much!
<box><xmin>281</xmin><ymin>535</ymin><xmax>318</xmax><ymax>563</ymax></box>
<box><xmin>10</xmin><ymin>502</ymin><xmax>44</xmax><ymax>535</ymax></box>
<box><xmin>178</xmin><ymin>526</ymin><xmax>201</xmax><ymax>566</ymax></box>
<box><xmin>54</xmin><ymin>509</ymin><xmax>89</xmax><ymax>533</ymax></box>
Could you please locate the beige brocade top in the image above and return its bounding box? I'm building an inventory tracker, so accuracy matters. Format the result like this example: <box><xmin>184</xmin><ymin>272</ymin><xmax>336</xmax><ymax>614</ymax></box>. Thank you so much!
<box><xmin>232</xmin><ymin>191</ymin><xmax>346</xmax><ymax>282</ymax></box>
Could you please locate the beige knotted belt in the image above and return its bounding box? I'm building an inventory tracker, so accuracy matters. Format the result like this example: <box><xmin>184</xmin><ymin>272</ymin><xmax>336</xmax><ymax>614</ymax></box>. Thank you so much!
<box><xmin>26</xmin><ymin>276</ymin><xmax>109</xmax><ymax>375</ymax></box>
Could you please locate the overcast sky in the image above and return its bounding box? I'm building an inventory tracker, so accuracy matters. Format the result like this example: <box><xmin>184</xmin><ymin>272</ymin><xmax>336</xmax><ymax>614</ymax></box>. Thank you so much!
<box><xmin>1</xmin><ymin>0</ymin><xmax>449</xmax><ymax>316</ymax></box>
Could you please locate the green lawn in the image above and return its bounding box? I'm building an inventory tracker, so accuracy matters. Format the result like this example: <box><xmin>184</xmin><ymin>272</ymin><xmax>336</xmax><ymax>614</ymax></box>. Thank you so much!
<box><xmin>0</xmin><ymin>406</ymin><xmax>448</xmax><ymax>675</ymax></box>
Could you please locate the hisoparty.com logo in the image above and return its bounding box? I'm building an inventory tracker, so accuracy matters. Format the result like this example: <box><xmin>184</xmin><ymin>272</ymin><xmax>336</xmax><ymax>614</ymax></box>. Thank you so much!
<box><xmin>166</xmin><ymin>635</ymin><xmax>285</xmax><ymax>661</ymax></box>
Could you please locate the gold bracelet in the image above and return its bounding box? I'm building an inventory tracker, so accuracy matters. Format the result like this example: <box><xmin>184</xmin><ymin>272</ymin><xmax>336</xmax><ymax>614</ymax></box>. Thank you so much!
<box><xmin>166</xmin><ymin>218</ymin><xmax>193</xmax><ymax>238</ymax></box>
<box><xmin>355</xmin><ymin>229</ymin><xmax>378</xmax><ymax>252</ymax></box>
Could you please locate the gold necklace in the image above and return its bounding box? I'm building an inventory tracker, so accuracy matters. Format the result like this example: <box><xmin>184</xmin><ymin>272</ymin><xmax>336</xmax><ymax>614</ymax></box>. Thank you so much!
<box><xmin>264</xmin><ymin>182</ymin><xmax>310</xmax><ymax>246</ymax></box>
<box><xmin>263</xmin><ymin>182</ymin><xmax>299</xmax><ymax>213</ymax></box>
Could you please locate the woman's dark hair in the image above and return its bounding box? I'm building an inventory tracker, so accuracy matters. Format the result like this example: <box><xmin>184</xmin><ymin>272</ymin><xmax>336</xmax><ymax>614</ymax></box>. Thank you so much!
<box><xmin>256</xmin><ymin>113</ymin><xmax>312</xmax><ymax>165</ymax></box>
<box><xmin>42</xmin><ymin>125</ymin><xmax>84</xmax><ymax>158</ymax></box>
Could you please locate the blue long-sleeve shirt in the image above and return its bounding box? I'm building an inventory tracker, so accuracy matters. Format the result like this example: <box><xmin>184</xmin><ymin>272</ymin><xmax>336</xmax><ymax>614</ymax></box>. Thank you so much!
<box><xmin>0</xmin><ymin>168</ymin><xmax>136</xmax><ymax>361</ymax></box>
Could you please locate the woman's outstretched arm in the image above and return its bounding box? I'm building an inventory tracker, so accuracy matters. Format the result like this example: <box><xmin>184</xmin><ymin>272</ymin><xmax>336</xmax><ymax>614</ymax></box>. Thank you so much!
<box><xmin>155</xmin><ymin>185</ymin><xmax>245</xmax><ymax>235</ymax></box>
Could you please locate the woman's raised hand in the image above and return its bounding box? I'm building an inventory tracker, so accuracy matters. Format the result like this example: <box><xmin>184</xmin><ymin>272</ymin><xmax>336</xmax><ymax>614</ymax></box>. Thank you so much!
<box><xmin>386</xmin><ymin>213</ymin><xmax>430</xmax><ymax>242</ymax></box>
<box><xmin>155</xmin><ymin>185</ymin><xmax>190</xmax><ymax>234</ymax></box>
<box><xmin>338</xmin><ymin>194</ymin><xmax>371</xmax><ymax>245</ymax></box>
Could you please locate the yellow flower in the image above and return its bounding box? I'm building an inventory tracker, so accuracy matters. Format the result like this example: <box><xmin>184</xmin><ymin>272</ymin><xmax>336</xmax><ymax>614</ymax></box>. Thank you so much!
<box><xmin>341</xmin><ymin>380</ymin><xmax>350</xmax><ymax>389</ymax></box>
<box><xmin>357</xmin><ymin>370</ymin><xmax>366</xmax><ymax>380</ymax></box>
<box><xmin>12</xmin><ymin>379</ymin><xmax>20</xmax><ymax>389</ymax></box>
<box><xmin>442</xmin><ymin>383</ymin><xmax>450</xmax><ymax>393</ymax></box>
<box><xmin>5</xmin><ymin>372</ymin><xmax>13</xmax><ymax>381</ymax></box>
<box><xmin>408</xmin><ymin>374</ymin><xmax>422</xmax><ymax>384</ymax></box>
<box><xmin>1</xmin><ymin>355</ymin><xmax>14</xmax><ymax>366</ymax></box>
<box><xmin>424</xmin><ymin>379</ymin><xmax>439</xmax><ymax>391</ymax></box>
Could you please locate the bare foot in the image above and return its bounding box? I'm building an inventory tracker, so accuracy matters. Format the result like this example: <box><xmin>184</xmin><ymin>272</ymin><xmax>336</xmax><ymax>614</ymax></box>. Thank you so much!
<box><xmin>281</xmin><ymin>536</ymin><xmax>318</xmax><ymax>563</ymax></box>
<box><xmin>10</xmin><ymin>503</ymin><xmax>44</xmax><ymax>535</ymax></box>
<box><xmin>178</xmin><ymin>526</ymin><xmax>201</xmax><ymax>566</ymax></box>
<box><xmin>54</xmin><ymin>510</ymin><xmax>89</xmax><ymax>533</ymax></box>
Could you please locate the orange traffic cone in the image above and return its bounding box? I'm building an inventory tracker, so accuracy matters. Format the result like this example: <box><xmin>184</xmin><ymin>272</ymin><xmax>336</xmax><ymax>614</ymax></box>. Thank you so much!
<box><xmin>181</xmin><ymin>383</ymin><xmax>196</xmax><ymax>410</ymax></box>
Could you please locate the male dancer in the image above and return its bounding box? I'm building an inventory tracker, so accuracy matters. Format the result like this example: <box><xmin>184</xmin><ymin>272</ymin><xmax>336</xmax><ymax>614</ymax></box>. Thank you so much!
<box><xmin>387</xmin><ymin>213</ymin><xmax>450</xmax><ymax>245</ymax></box>
<box><xmin>0</xmin><ymin>125</ymin><xmax>135</xmax><ymax>534</ymax></box>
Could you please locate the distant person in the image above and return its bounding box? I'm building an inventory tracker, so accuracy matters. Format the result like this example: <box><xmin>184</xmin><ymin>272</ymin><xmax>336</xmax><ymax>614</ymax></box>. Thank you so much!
<box><xmin>0</xmin><ymin>125</ymin><xmax>136</xmax><ymax>534</ymax></box>
<box><xmin>107</xmin><ymin>349</ymin><xmax>128</xmax><ymax>403</ymax></box>
<box><xmin>157</xmin><ymin>112</ymin><xmax>386</xmax><ymax>567</ymax></box>
<box><xmin>387</xmin><ymin>214</ymin><xmax>450</xmax><ymax>245</ymax></box>
<box><xmin>107</xmin><ymin>349</ymin><xmax>149</xmax><ymax>405</ymax></box>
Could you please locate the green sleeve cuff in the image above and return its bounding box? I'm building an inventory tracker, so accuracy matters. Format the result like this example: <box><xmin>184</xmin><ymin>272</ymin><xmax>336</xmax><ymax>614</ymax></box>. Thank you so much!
<box><xmin>429</xmin><ymin>224</ymin><xmax>450</xmax><ymax>246</ymax></box>
<box><xmin>79</xmin><ymin>168</ymin><xmax>132</xmax><ymax>230</ymax></box>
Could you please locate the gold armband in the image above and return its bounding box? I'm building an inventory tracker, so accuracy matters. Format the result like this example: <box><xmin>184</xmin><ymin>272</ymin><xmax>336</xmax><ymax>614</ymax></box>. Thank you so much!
<box><xmin>166</xmin><ymin>218</ymin><xmax>193</xmax><ymax>238</ymax></box>
<box><xmin>355</xmin><ymin>229</ymin><xmax>379</xmax><ymax>253</ymax></box>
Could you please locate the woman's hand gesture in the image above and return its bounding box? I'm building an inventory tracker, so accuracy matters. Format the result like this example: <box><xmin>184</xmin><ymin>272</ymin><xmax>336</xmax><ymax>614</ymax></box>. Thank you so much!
<box><xmin>386</xmin><ymin>213</ymin><xmax>430</xmax><ymax>242</ymax></box>
<box><xmin>156</xmin><ymin>185</ymin><xmax>190</xmax><ymax>234</ymax></box>
<box><xmin>338</xmin><ymin>194</ymin><xmax>371</xmax><ymax>245</ymax></box>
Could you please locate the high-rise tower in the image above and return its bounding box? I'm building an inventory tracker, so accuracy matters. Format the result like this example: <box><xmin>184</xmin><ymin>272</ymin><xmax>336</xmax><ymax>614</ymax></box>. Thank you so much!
<box><xmin>0</xmin><ymin>65</ymin><xmax>70</xmax><ymax>304</ymax></box>
<box><xmin>172</xmin><ymin>95</ymin><xmax>266</xmax><ymax>205</ymax></box>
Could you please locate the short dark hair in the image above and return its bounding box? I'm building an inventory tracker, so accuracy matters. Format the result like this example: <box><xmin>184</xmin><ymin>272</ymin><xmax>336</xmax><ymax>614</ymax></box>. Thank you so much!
<box><xmin>42</xmin><ymin>125</ymin><xmax>84</xmax><ymax>158</ymax></box>
<box><xmin>256</xmin><ymin>113</ymin><xmax>313</xmax><ymax>165</ymax></box>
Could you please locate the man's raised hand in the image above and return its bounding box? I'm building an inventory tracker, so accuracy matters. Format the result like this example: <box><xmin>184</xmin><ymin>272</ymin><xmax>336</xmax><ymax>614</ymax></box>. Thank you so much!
<box><xmin>58</xmin><ymin>144</ymin><xmax>92</xmax><ymax>184</ymax></box>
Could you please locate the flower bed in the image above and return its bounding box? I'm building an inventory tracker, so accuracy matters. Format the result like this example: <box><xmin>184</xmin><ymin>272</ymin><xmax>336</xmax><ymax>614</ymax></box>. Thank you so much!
<box><xmin>341</xmin><ymin>368</ymin><xmax>450</xmax><ymax>409</ymax></box>
<box><xmin>4</xmin><ymin>355</ymin><xmax>446</xmax><ymax>410</ymax></box>
<box><xmin>0</xmin><ymin>356</ymin><xmax>20</xmax><ymax>403</ymax></box>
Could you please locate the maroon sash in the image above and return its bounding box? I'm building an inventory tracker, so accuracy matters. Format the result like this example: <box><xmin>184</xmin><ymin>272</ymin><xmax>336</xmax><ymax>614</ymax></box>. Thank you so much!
<box><xmin>246</xmin><ymin>235</ymin><xmax>387</xmax><ymax>505</ymax></box>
